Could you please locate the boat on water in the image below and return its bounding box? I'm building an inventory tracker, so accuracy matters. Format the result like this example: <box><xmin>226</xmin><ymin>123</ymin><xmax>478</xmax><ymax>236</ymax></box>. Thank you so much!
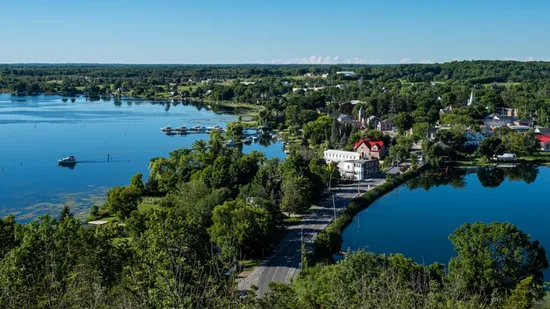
<box><xmin>175</xmin><ymin>126</ymin><xmax>188</xmax><ymax>132</ymax></box>
<box><xmin>160</xmin><ymin>126</ymin><xmax>173</xmax><ymax>132</ymax></box>
<box><xmin>252</xmin><ymin>135</ymin><xmax>259</xmax><ymax>142</ymax></box>
<box><xmin>58</xmin><ymin>156</ymin><xmax>76</xmax><ymax>165</ymax></box>
<box><xmin>190</xmin><ymin>126</ymin><xmax>206</xmax><ymax>131</ymax></box>
<box><xmin>243</xmin><ymin>136</ymin><xmax>253</xmax><ymax>144</ymax></box>
<box><xmin>226</xmin><ymin>139</ymin><xmax>236</xmax><ymax>146</ymax></box>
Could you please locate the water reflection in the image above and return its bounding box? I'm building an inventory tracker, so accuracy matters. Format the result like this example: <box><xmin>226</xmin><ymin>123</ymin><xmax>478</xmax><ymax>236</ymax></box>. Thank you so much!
<box><xmin>408</xmin><ymin>165</ymin><xmax>539</xmax><ymax>190</ymax></box>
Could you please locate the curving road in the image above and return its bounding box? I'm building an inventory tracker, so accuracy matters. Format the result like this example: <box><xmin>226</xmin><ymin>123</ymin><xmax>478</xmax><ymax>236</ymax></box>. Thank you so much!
<box><xmin>238</xmin><ymin>176</ymin><xmax>386</xmax><ymax>296</ymax></box>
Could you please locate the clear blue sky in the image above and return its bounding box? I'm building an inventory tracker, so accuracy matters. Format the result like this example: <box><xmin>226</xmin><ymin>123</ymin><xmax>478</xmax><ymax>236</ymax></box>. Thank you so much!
<box><xmin>2</xmin><ymin>0</ymin><xmax>549</xmax><ymax>64</ymax></box>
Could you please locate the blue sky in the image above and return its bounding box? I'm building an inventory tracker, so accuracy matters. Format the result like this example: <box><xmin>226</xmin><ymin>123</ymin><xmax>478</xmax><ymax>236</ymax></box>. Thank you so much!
<box><xmin>1</xmin><ymin>0</ymin><xmax>549</xmax><ymax>64</ymax></box>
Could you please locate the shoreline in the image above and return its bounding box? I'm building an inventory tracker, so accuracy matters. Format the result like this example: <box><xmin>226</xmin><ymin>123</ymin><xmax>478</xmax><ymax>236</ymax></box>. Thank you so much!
<box><xmin>313</xmin><ymin>165</ymin><xmax>428</xmax><ymax>261</ymax></box>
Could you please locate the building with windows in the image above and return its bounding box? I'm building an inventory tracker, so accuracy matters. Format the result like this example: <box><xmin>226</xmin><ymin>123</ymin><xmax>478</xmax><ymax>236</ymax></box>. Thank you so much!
<box><xmin>323</xmin><ymin>149</ymin><xmax>379</xmax><ymax>180</ymax></box>
<box><xmin>353</xmin><ymin>139</ymin><xmax>386</xmax><ymax>159</ymax></box>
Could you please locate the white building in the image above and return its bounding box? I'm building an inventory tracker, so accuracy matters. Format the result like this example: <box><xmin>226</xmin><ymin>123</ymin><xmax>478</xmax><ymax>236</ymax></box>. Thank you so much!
<box><xmin>336</xmin><ymin>71</ymin><xmax>356</xmax><ymax>77</ymax></box>
<box><xmin>323</xmin><ymin>150</ymin><xmax>379</xmax><ymax>180</ymax></box>
<box><xmin>324</xmin><ymin>149</ymin><xmax>360</xmax><ymax>163</ymax></box>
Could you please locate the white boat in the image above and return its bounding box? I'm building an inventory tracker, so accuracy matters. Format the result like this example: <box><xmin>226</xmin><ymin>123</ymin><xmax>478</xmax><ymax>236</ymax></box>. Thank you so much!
<box><xmin>175</xmin><ymin>126</ymin><xmax>187</xmax><ymax>132</ymax></box>
<box><xmin>207</xmin><ymin>125</ymin><xmax>222</xmax><ymax>131</ymax></box>
<box><xmin>160</xmin><ymin>126</ymin><xmax>173</xmax><ymax>132</ymax></box>
<box><xmin>252</xmin><ymin>135</ymin><xmax>259</xmax><ymax>142</ymax></box>
<box><xmin>243</xmin><ymin>137</ymin><xmax>253</xmax><ymax>144</ymax></box>
<box><xmin>190</xmin><ymin>126</ymin><xmax>206</xmax><ymax>131</ymax></box>
<box><xmin>58</xmin><ymin>156</ymin><xmax>76</xmax><ymax>165</ymax></box>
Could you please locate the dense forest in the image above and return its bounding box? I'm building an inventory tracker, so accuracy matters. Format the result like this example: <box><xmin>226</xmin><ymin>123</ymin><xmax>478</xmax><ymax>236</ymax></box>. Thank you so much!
<box><xmin>1</xmin><ymin>62</ymin><xmax>550</xmax><ymax>308</ymax></box>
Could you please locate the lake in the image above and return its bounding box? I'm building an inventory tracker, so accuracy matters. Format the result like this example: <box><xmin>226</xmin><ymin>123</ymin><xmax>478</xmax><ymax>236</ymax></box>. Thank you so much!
<box><xmin>342</xmin><ymin>165</ymin><xmax>550</xmax><ymax>279</ymax></box>
<box><xmin>0</xmin><ymin>94</ymin><xmax>286</xmax><ymax>221</ymax></box>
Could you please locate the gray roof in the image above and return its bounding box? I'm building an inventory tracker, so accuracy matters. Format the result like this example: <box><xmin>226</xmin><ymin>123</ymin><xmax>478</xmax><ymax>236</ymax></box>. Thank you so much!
<box><xmin>536</xmin><ymin>127</ymin><xmax>550</xmax><ymax>135</ymax></box>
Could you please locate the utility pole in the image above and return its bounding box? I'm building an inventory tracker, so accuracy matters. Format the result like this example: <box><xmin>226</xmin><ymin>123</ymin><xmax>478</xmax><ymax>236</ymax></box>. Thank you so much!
<box><xmin>300</xmin><ymin>228</ymin><xmax>304</xmax><ymax>271</ymax></box>
<box><xmin>332</xmin><ymin>194</ymin><xmax>336</xmax><ymax>220</ymax></box>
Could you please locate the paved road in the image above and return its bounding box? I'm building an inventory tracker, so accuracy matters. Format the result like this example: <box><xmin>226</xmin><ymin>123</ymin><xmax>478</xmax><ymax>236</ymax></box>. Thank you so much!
<box><xmin>238</xmin><ymin>175</ymin><xmax>387</xmax><ymax>296</ymax></box>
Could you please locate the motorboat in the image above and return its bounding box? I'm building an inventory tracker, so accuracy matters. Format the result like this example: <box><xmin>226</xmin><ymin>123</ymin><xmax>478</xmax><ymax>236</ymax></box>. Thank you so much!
<box><xmin>175</xmin><ymin>126</ymin><xmax>188</xmax><ymax>132</ymax></box>
<box><xmin>160</xmin><ymin>126</ymin><xmax>173</xmax><ymax>132</ymax></box>
<box><xmin>243</xmin><ymin>136</ymin><xmax>253</xmax><ymax>144</ymax></box>
<box><xmin>252</xmin><ymin>135</ymin><xmax>259</xmax><ymax>142</ymax></box>
<box><xmin>58</xmin><ymin>156</ymin><xmax>76</xmax><ymax>165</ymax></box>
<box><xmin>191</xmin><ymin>126</ymin><xmax>205</xmax><ymax>131</ymax></box>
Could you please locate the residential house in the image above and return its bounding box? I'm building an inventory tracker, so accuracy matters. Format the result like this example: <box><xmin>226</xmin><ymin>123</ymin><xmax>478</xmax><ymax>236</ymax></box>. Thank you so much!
<box><xmin>536</xmin><ymin>135</ymin><xmax>550</xmax><ymax>152</ymax></box>
<box><xmin>495</xmin><ymin>107</ymin><xmax>519</xmax><ymax>117</ymax></box>
<box><xmin>513</xmin><ymin>119</ymin><xmax>534</xmax><ymax>128</ymax></box>
<box><xmin>337</xmin><ymin>114</ymin><xmax>354</xmax><ymax>124</ymax></box>
<box><xmin>354</xmin><ymin>139</ymin><xmax>386</xmax><ymax>159</ymax></box>
<box><xmin>321</xmin><ymin>73</ymin><xmax>330</xmax><ymax>78</ymax></box>
<box><xmin>535</xmin><ymin>127</ymin><xmax>550</xmax><ymax>135</ymax></box>
<box><xmin>483</xmin><ymin>114</ymin><xmax>516</xmax><ymax>128</ymax></box>
<box><xmin>377</xmin><ymin>118</ymin><xmax>394</xmax><ymax>131</ymax></box>
<box><xmin>366</xmin><ymin>115</ymin><xmax>380</xmax><ymax>128</ymax></box>
<box><xmin>481</xmin><ymin>126</ymin><xmax>494</xmax><ymax>137</ymax></box>
<box><xmin>464</xmin><ymin>130</ymin><xmax>485</xmax><ymax>147</ymax></box>
<box><xmin>439</xmin><ymin>105</ymin><xmax>452</xmax><ymax>115</ymax></box>
<box><xmin>428</xmin><ymin>127</ymin><xmax>439</xmax><ymax>140</ymax></box>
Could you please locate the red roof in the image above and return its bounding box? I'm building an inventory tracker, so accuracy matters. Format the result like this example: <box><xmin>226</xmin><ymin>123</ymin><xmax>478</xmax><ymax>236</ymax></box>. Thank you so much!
<box><xmin>536</xmin><ymin>135</ymin><xmax>550</xmax><ymax>144</ymax></box>
<box><xmin>354</xmin><ymin>139</ymin><xmax>385</xmax><ymax>152</ymax></box>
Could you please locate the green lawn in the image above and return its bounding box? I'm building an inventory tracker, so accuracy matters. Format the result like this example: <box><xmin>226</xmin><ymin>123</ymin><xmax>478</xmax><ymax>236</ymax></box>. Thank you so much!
<box><xmin>240</xmin><ymin>259</ymin><xmax>261</xmax><ymax>273</ymax></box>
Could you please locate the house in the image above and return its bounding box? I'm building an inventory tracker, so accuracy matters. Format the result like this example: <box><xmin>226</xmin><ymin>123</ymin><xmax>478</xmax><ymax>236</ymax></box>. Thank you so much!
<box><xmin>377</xmin><ymin>118</ymin><xmax>394</xmax><ymax>131</ymax></box>
<box><xmin>336</xmin><ymin>71</ymin><xmax>356</xmax><ymax>77</ymax></box>
<box><xmin>536</xmin><ymin>135</ymin><xmax>550</xmax><ymax>152</ymax></box>
<box><xmin>338</xmin><ymin>160</ymin><xmax>379</xmax><ymax>180</ymax></box>
<box><xmin>321</xmin><ymin>73</ymin><xmax>330</xmax><ymax>78</ymax></box>
<box><xmin>366</xmin><ymin>115</ymin><xmax>380</xmax><ymax>128</ymax></box>
<box><xmin>354</xmin><ymin>139</ymin><xmax>386</xmax><ymax>159</ymax></box>
<box><xmin>513</xmin><ymin>119</ymin><xmax>534</xmax><ymax>128</ymax></box>
<box><xmin>495</xmin><ymin>107</ymin><xmax>519</xmax><ymax>117</ymax></box>
<box><xmin>481</xmin><ymin>126</ymin><xmax>494</xmax><ymax>137</ymax></box>
<box><xmin>535</xmin><ymin>127</ymin><xmax>550</xmax><ymax>135</ymax></box>
<box><xmin>483</xmin><ymin>114</ymin><xmax>516</xmax><ymax>128</ymax></box>
<box><xmin>428</xmin><ymin>127</ymin><xmax>439</xmax><ymax>140</ymax></box>
<box><xmin>464</xmin><ymin>130</ymin><xmax>485</xmax><ymax>147</ymax></box>
<box><xmin>439</xmin><ymin>105</ymin><xmax>452</xmax><ymax>115</ymax></box>
<box><xmin>337</xmin><ymin>114</ymin><xmax>354</xmax><ymax>124</ymax></box>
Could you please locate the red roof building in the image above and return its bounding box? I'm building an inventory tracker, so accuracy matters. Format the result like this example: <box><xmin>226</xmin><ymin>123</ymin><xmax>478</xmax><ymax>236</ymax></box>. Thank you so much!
<box><xmin>536</xmin><ymin>135</ymin><xmax>550</xmax><ymax>152</ymax></box>
<box><xmin>353</xmin><ymin>139</ymin><xmax>386</xmax><ymax>159</ymax></box>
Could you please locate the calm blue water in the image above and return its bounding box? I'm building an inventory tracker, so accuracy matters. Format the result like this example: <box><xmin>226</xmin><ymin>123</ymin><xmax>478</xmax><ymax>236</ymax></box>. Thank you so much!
<box><xmin>342</xmin><ymin>166</ymin><xmax>550</xmax><ymax>279</ymax></box>
<box><xmin>0</xmin><ymin>94</ymin><xmax>286</xmax><ymax>220</ymax></box>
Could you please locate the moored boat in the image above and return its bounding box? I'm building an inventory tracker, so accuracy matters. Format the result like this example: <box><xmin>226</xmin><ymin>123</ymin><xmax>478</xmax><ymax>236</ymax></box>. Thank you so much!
<box><xmin>160</xmin><ymin>126</ymin><xmax>173</xmax><ymax>132</ymax></box>
<box><xmin>58</xmin><ymin>156</ymin><xmax>76</xmax><ymax>165</ymax></box>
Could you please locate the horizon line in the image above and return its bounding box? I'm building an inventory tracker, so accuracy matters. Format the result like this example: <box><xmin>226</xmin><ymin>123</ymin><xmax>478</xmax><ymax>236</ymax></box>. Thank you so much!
<box><xmin>1</xmin><ymin>59</ymin><xmax>549</xmax><ymax>66</ymax></box>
